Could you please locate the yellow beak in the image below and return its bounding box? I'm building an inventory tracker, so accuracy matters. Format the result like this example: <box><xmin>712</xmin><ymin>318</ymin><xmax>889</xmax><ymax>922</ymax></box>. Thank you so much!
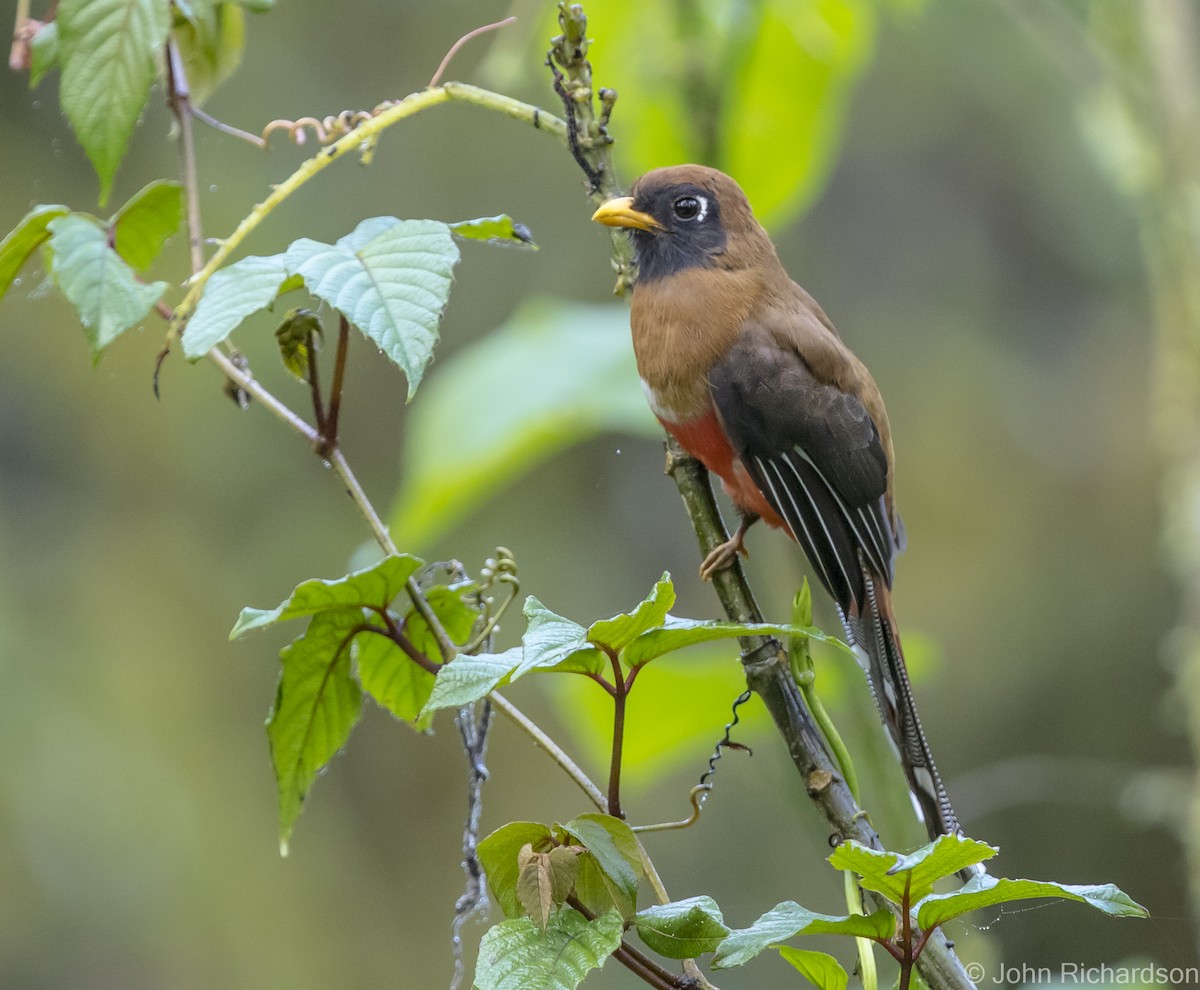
<box><xmin>591</xmin><ymin>197</ymin><xmax>663</xmax><ymax>233</ymax></box>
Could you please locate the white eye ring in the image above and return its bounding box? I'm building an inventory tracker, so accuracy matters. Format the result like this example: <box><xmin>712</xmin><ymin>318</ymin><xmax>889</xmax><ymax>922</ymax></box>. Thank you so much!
<box><xmin>672</xmin><ymin>195</ymin><xmax>709</xmax><ymax>222</ymax></box>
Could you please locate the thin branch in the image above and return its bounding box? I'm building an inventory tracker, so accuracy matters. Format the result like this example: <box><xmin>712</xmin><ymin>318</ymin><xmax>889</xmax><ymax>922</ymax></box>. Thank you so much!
<box><xmin>190</xmin><ymin>104</ymin><xmax>269</xmax><ymax>148</ymax></box>
<box><xmin>605</xmin><ymin>647</ymin><xmax>627</xmax><ymax>819</ymax></box>
<box><xmin>428</xmin><ymin>16</ymin><xmax>518</xmax><ymax>89</ymax></box>
<box><xmin>165</xmin><ymin>38</ymin><xmax>205</xmax><ymax>275</ymax></box>
<box><xmin>305</xmin><ymin>327</ymin><xmax>326</xmax><ymax>436</ymax></box>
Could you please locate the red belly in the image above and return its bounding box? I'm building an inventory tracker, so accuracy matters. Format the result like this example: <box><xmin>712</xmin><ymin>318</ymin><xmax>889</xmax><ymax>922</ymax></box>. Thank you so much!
<box><xmin>659</xmin><ymin>409</ymin><xmax>789</xmax><ymax>534</ymax></box>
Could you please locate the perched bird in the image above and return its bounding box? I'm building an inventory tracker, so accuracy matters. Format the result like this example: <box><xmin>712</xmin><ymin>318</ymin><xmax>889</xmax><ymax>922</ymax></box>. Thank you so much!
<box><xmin>592</xmin><ymin>164</ymin><xmax>961</xmax><ymax>841</ymax></box>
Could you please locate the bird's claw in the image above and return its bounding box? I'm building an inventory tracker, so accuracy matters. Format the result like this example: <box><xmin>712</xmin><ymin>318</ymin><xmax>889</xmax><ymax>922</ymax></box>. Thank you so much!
<box><xmin>699</xmin><ymin>535</ymin><xmax>749</xmax><ymax>581</ymax></box>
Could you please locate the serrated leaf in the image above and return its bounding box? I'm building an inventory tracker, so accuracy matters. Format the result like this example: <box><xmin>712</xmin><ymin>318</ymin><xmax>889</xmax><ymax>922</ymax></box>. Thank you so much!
<box><xmin>0</xmin><ymin>204</ymin><xmax>70</xmax><ymax>301</ymax></box>
<box><xmin>58</xmin><ymin>0</ymin><xmax>172</xmax><ymax>205</ymax></box>
<box><xmin>285</xmin><ymin>217</ymin><xmax>460</xmax><ymax>400</ymax></box>
<box><xmin>828</xmin><ymin>836</ymin><xmax>998</xmax><ymax>906</ymax></box>
<box><xmin>887</xmin><ymin>834</ymin><xmax>999</xmax><ymax>886</ymax></box>
<box><xmin>268</xmin><ymin>607</ymin><xmax>365</xmax><ymax>854</ymax></box>
<box><xmin>561</xmin><ymin>814</ymin><xmax>641</xmax><ymax>916</ymax></box>
<box><xmin>625</xmin><ymin>616</ymin><xmax>853</xmax><ymax>668</ymax></box>
<box><xmin>46</xmin><ymin>214</ymin><xmax>167</xmax><ymax>360</ymax></box>
<box><xmin>511</xmin><ymin>597</ymin><xmax>603</xmax><ymax>678</ymax></box>
<box><xmin>421</xmin><ymin>647</ymin><xmax>523</xmax><ymax>714</ymax></box>
<box><xmin>172</xmin><ymin>0</ymin><xmax>245</xmax><ymax>107</ymax></box>
<box><xmin>110</xmin><ymin>180</ymin><xmax>184</xmax><ymax>271</ymax></box>
<box><xmin>449</xmin><ymin>214</ymin><xmax>537</xmax><ymax>249</ymax></box>
<box><xmin>388</xmin><ymin>300</ymin><xmax>657</xmax><ymax>548</ymax></box>
<box><xmin>777</xmin><ymin>946</ymin><xmax>849</xmax><ymax>990</ymax></box>
<box><xmin>633</xmin><ymin>897</ymin><xmax>730</xmax><ymax>958</ymax></box>
<box><xmin>587</xmin><ymin>573</ymin><xmax>675</xmax><ymax>654</ymax></box>
<box><xmin>478</xmin><ymin>822</ymin><xmax>555</xmax><ymax>918</ymax></box>
<box><xmin>181</xmin><ymin>253</ymin><xmax>289</xmax><ymax>358</ymax></box>
<box><xmin>712</xmin><ymin>902</ymin><xmax>894</xmax><ymax>969</ymax></box>
<box><xmin>230</xmin><ymin>554</ymin><xmax>424</xmax><ymax>638</ymax></box>
<box><xmin>917</xmin><ymin>874</ymin><xmax>1148</xmax><ymax>931</ymax></box>
<box><xmin>473</xmin><ymin>909</ymin><xmax>623</xmax><ymax>990</ymax></box>
<box><xmin>29</xmin><ymin>21</ymin><xmax>59</xmax><ymax>87</ymax></box>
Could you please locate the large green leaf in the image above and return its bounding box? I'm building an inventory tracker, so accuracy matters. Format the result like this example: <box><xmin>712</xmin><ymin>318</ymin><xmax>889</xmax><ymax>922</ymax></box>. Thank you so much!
<box><xmin>110</xmin><ymin>180</ymin><xmax>184</xmax><ymax>271</ymax></box>
<box><xmin>917</xmin><ymin>874</ymin><xmax>1149</xmax><ymax>932</ymax></box>
<box><xmin>633</xmin><ymin>896</ymin><xmax>730</xmax><ymax>958</ymax></box>
<box><xmin>285</xmin><ymin>217</ymin><xmax>460</xmax><ymax>399</ymax></box>
<box><xmin>181</xmin><ymin>253</ymin><xmax>289</xmax><ymax>358</ymax></box>
<box><xmin>478</xmin><ymin>821</ymin><xmax>556</xmax><ymax>918</ymax></box>
<box><xmin>624</xmin><ymin>615</ymin><xmax>853</xmax><ymax>668</ymax></box>
<box><xmin>828</xmin><ymin>835</ymin><xmax>998</xmax><ymax>906</ymax></box>
<box><xmin>712</xmin><ymin>901</ymin><xmax>894</xmax><ymax>969</ymax></box>
<box><xmin>267</xmin><ymin>608</ymin><xmax>365</xmax><ymax>854</ymax></box>
<box><xmin>473</xmin><ymin>909</ymin><xmax>623</xmax><ymax>990</ymax></box>
<box><xmin>230</xmin><ymin>554</ymin><xmax>423</xmax><ymax>638</ymax></box>
<box><xmin>511</xmin><ymin>597</ymin><xmax>603</xmax><ymax>678</ymax></box>
<box><xmin>388</xmin><ymin>300</ymin><xmax>657</xmax><ymax>548</ymax></box>
<box><xmin>46</xmin><ymin>214</ymin><xmax>168</xmax><ymax>360</ymax></box>
<box><xmin>587</xmin><ymin>573</ymin><xmax>675</xmax><ymax>654</ymax></box>
<box><xmin>0</xmin><ymin>204</ymin><xmax>69</xmax><ymax>301</ymax></box>
<box><xmin>57</xmin><ymin>0</ymin><xmax>171</xmax><ymax>205</ymax></box>
<box><xmin>354</xmin><ymin>630</ymin><xmax>434</xmax><ymax>730</ymax></box>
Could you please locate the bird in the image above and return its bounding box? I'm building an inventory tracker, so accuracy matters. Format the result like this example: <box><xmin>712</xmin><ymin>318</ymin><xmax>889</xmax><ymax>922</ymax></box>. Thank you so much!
<box><xmin>592</xmin><ymin>164</ymin><xmax>962</xmax><ymax>843</ymax></box>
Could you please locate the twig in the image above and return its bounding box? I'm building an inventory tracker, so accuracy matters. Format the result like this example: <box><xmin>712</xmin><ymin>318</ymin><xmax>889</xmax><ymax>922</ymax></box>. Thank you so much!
<box><xmin>324</xmin><ymin>314</ymin><xmax>350</xmax><ymax>447</ymax></box>
<box><xmin>165</xmin><ymin>38</ymin><xmax>205</xmax><ymax>275</ymax></box>
<box><xmin>190</xmin><ymin>104</ymin><xmax>269</xmax><ymax>148</ymax></box>
<box><xmin>428</xmin><ymin>16</ymin><xmax>518</xmax><ymax>90</ymax></box>
<box><xmin>449</xmin><ymin>699</ymin><xmax>493</xmax><ymax>990</ymax></box>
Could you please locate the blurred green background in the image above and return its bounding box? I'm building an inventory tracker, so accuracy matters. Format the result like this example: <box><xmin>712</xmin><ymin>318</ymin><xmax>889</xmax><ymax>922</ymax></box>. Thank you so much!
<box><xmin>0</xmin><ymin>0</ymin><xmax>1193</xmax><ymax>986</ymax></box>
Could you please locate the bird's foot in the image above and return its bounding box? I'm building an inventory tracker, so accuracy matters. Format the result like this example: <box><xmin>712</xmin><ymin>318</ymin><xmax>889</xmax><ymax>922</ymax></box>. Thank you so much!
<box><xmin>699</xmin><ymin>532</ymin><xmax>749</xmax><ymax>581</ymax></box>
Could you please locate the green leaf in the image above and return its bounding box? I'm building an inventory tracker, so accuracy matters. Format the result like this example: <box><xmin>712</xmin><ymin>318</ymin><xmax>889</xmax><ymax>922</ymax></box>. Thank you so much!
<box><xmin>354</xmin><ymin>629</ymin><xmax>434</xmax><ymax>729</ymax></box>
<box><xmin>561</xmin><ymin>814</ymin><xmax>641</xmax><ymax>917</ymax></box>
<box><xmin>181</xmin><ymin>253</ymin><xmax>289</xmax><ymax>358</ymax></box>
<box><xmin>285</xmin><ymin>217</ymin><xmax>460</xmax><ymax>400</ymax></box>
<box><xmin>230</xmin><ymin>554</ymin><xmax>424</xmax><ymax>637</ymax></box>
<box><xmin>587</xmin><ymin>573</ymin><xmax>675</xmax><ymax>654</ymax></box>
<box><xmin>448</xmin><ymin>215</ymin><xmax>537</xmax><ymax>249</ymax></box>
<box><xmin>46</xmin><ymin>214</ymin><xmax>167</xmax><ymax>360</ymax></box>
<box><xmin>29</xmin><ymin>21</ymin><xmax>59</xmax><ymax>87</ymax></box>
<box><xmin>633</xmin><ymin>896</ymin><xmax>730</xmax><ymax>958</ymax></box>
<box><xmin>624</xmin><ymin>616</ymin><xmax>853</xmax><ymax>668</ymax></box>
<box><xmin>777</xmin><ymin>946</ymin><xmax>849</xmax><ymax>990</ymax></box>
<box><xmin>110</xmin><ymin>180</ymin><xmax>184</xmax><ymax>271</ymax></box>
<box><xmin>0</xmin><ymin>204</ymin><xmax>69</xmax><ymax>302</ymax></box>
<box><xmin>268</xmin><ymin>607</ymin><xmax>365</xmax><ymax>854</ymax></box>
<box><xmin>388</xmin><ymin>299</ymin><xmax>657</xmax><ymax>548</ymax></box>
<box><xmin>719</xmin><ymin>0</ymin><xmax>873</xmax><ymax>228</ymax></box>
<box><xmin>473</xmin><ymin>909</ymin><xmax>623</xmax><ymax>990</ymax></box>
<box><xmin>361</xmin><ymin>583</ymin><xmax>477</xmax><ymax>729</ymax></box>
<box><xmin>57</xmin><ymin>0</ymin><xmax>172</xmax><ymax>205</ymax></box>
<box><xmin>478</xmin><ymin>822</ymin><xmax>555</xmax><ymax>918</ymax></box>
<box><xmin>512</xmin><ymin>597</ymin><xmax>603</xmax><ymax>678</ymax></box>
<box><xmin>712</xmin><ymin>902</ymin><xmax>894</xmax><ymax>969</ymax></box>
<box><xmin>917</xmin><ymin>874</ymin><xmax>1149</xmax><ymax>932</ymax></box>
<box><xmin>828</xmin><ymin>836</ymin><xmax>998</xmax><ymax>906</ymax></box>
<box><xmin>172</xmin><ymin>0</ymin><xmax>245</xmax><ymax>106</ymax></box>
<box><xmin>420</xmin><ymin>647</ymin><xmax>523</xmax><ymax>714</ymax></box>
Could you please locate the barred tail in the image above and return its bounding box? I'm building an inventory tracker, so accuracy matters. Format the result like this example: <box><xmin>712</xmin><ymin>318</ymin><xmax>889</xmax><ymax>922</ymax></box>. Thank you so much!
<box><xmin>845</xmin><ymin>567</ymin><xmax>960</xmax><ymax>841</ymax></box>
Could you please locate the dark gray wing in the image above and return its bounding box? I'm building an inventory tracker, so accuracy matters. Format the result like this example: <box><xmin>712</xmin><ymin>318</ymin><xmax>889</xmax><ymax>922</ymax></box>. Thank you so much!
<box><xmin>708</xmin><ymin>331</ymin><xmax>897</xmax><ymax>610</ymax></box>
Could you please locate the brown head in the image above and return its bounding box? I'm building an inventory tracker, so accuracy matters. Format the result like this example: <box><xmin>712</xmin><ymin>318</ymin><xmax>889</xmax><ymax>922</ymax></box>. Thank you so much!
<box><xmin>592</xmin><ymin>165</ymin><xmax>780</xmax><ymax>285</ymax></box>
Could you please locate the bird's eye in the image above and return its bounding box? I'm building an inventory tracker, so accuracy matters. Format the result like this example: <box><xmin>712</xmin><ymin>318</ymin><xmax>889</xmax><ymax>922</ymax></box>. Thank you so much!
<box><xmin>672</xmin><ymin>195</ymin><xmax>707</xmax><ymax>221</ymax></box>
